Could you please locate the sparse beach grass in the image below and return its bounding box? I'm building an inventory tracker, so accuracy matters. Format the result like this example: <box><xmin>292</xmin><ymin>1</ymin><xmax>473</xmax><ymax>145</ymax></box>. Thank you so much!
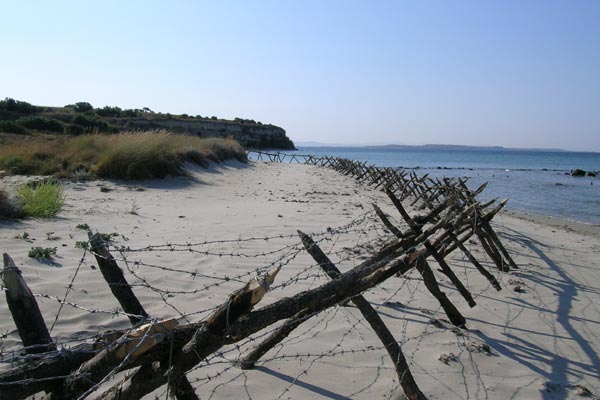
<box><xmin>0</xmin><ymin>131</ymin><xmax>247</xmax><ymax>179</ymax></box>
<box><xmin>18</xmin><ymin>180</ymin><xmax>64</xmax><ymax>218</ymax></box>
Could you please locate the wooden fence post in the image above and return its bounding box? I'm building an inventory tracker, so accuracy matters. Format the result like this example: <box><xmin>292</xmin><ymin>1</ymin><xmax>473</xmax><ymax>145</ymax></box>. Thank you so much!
<box><xmin>2</xmin><ymin>254</ymin><xmax>56</xmax><ymax>354</ymax></box>
<box><xmin>88</xmin><ymin>232</ymin><xmax>148</xmax><ymax>325</ymax></box>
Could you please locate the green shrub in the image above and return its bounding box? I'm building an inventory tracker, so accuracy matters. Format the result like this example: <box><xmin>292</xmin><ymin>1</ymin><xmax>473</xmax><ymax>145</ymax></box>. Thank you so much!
<box><xmin>18</xmin><ymin>116</ymin><xmax>64</xmax><ymax>132</ymax></box>
<box><xmin>0</xmin><ymin>121</ymin><xmax>30</xmax><ymax>135</ymax></box>
<box><xmin>72</xmin><ymin>114</ymin><xmax>118</xmax><ymax>133</ymax></box>
<box><xmin>72</xmin><ymin>102</ymin><xmax>94</xmax><ymax>113</ymax></box>
<box><xmin>18</xmin><ymin>181</ymin><xmax>64</xmax><ymax>218</ymax></box>
<box><xmin>66</xmin><ymin>124</ymin><xmax>85</xmax><ymax>135</ymax></box>
<box><xmin>122</xmin><ymin>109</ymin><xmax>141</xmax><ymax>117</ymax></box>
<box><xmin>95</xmin><ymin>106</ymin><xmax>123</xmax><ymax>117</ymax></box>
<box><xmin>0</xmin><ymin>98</ymin><xmax>40</xmax><ymax>114</ymax></box>
<box><xmin>28</xmin><ymin>246</ymin><xmax>57</xmax><ymax>259</ymax></box>
<box><xmin>1</xmin><ymin>155</ymin><xmax>28</xmax><ymax>174</ymax></box>
<box><xmin>75</xmin><ymin>241</ymin><xmax>89</xmax><ymax>249</ymax></box>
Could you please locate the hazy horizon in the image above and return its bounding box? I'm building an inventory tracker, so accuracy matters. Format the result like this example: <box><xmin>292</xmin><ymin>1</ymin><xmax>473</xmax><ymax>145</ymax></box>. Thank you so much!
<box><xmin>1</xmin><ymin>1</ymin><xmax>599</xmax><ymax>152</ymax></box>
<box><xmin>293</xmin><ymin>141</ymin><xmax>581</xmax><ymax>152</ymax></box>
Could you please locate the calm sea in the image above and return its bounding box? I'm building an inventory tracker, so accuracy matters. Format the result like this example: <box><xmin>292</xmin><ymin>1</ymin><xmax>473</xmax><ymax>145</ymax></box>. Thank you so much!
<box><xmin>283</xmin><ymin>147</ymin><xmax>600</xmax><ymax>224</ymax></box>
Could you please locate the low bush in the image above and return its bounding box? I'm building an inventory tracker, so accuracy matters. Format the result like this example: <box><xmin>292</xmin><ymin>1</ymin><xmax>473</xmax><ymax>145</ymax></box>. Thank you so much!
<box><xmin>95</xmin><ymin>106</ymin><xmax>124</xmax><ymax>117</ymax></box>
<box><xmin>72</xmin><ymin>114</ymin><xmax>116</xmax><ymax>132</ymax></box>
<box><xmin>18</xmin><ymin>116</ymin><xmax>64</xmax><ymax>132</ymax></box>
<box><xmin>0</xmin><ymin>98</ymin><xmax>40</xmax><ymax>114</ymax></box>
<box><xmin>71</xmin><ymin>102</ymin><xmax>94</xmax><ymax>113</ymax></box>
<box><xmin>18</xmin><ymin>180</ymin><xmax>64</xmax><ymax>218</ymax></box>
<box><xmin>66</xmin><ymin>124</ymin><xmax>85</xmax><ymax>135</ymax></box>
<box><xmin>0</xmin><ymin>121</ymin><xmax>30</xmax><ymax>135</ymax></box>
<box><xmin>28</xmin><ymin>246</ymin><xmax>57</xmax><ymax>259</ymax></box>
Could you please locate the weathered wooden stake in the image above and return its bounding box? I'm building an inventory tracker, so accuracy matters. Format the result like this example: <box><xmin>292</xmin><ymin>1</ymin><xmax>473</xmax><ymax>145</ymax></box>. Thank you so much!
<box><xmin>2</xmin><ymin>253</ymin><xmax>55</xmax><ymax>354</ymax></box>
<box><xmin>86</xmin><ymin>231</ymin><xmax>198</xmax><ymax>400</ymax></box>
<box><xmin>415</xmin><ymin>257</ymin><xmax>467</xmax><ymax>327</ymax></box>
<box><xmin>447</xmin><ymin>231</ymin><xmax>502</xmax><ymax>291</ymax></box>
<box><xmin>480</xmin><ymin>221</ymin><xmax>518</xmax><ymax>270</ymax></box>
<box><xmin>373</xmin><ymin>204</ymin><xmax>404</xmax><ymax>238</ymax></box>
<box><xmin>475</xmin><ymin>229</ymin><xmax>509</xmax><ymax>272</ymax></box>
<box><xmin>298</xmin><ymin>231</ymin><xmax>427</xmax><ymax>400</ymax></box>
<box><xmin>88</xmin><ymin>232</ymin><xmax>148</xmax><ymax>325</ymax></box>
<box><xmin>238</xmin><ymin>310</ymin><xmax>311</xmax><ymax>370</ymax></box>
<box><xmin>424</xmin><ymin>241</ymin><xmax>476</xmax><ymax>308</ymax></box>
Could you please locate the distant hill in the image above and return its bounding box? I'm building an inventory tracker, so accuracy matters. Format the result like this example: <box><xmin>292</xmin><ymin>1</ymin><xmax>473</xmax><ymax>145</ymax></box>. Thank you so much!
<box><xmin>297</xmin><ymin>141</ymin><xmax>567</xmax><ymax>152</ymax></box>
<box><xmin>367</xmin><ymin>144</ymin><xmax>567</xmax><ymax>152</ymax></box>
<box><xmin>0</xmin><ymin>98</ymin><xmax>295</xmax><ymax>150</ymax></box>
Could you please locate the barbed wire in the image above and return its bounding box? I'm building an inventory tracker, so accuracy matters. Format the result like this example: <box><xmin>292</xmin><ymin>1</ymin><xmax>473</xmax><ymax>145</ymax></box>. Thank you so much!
<box><xmin>0</xmin><ymin>159</ymin><xmax>517</xmax><ymax>400</ymax></box>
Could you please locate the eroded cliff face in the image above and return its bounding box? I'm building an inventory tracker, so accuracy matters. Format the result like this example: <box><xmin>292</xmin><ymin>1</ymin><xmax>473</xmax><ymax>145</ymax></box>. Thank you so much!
<box><xmin>108</xmin><ymin>117</ymin><xmax>295</xmax><ymax>150</ymax></box>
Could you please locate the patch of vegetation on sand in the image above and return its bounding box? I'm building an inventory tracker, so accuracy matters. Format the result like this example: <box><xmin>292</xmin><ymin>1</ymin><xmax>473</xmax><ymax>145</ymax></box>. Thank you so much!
<box><xmin>18</xmin><ymin>180</ymin><xmax>65</xmax><ymax>218</ymax></box>
<box><xmin>0</xmin><ymin>131</ymin><xmax>247</xmax><ymax>179</ymax></box>
<box><xmin>1</xmin><ymin>180</ymin><xmax>64</xmax><ymax>219</ymax></box>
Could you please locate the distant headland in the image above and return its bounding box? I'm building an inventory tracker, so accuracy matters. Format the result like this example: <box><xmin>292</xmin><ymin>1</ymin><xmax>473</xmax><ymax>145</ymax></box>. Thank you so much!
<box><xmin>296</xmin><ymin>141</ymin><xmax>569</xmax><ymax>153</ymax></box>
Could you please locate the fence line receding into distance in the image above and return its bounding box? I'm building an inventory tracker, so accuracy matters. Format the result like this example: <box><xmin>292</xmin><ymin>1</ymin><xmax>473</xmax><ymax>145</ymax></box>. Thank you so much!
<box><xmin>0</xmin><ymin>152</ymin><xmax>518</xmax><ymax>400</ymax></box>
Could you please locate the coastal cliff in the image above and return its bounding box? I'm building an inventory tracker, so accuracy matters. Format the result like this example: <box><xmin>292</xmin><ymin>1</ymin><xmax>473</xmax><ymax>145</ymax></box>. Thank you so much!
<box><xmin>0</xmin><ymin>98</ymin><xmax>296</xmax><ymax>150</ymax></box>
<box><xmin>107</xmin><ymin>117</ymin><xmax>295</xmax><ymax>150</ymax></box>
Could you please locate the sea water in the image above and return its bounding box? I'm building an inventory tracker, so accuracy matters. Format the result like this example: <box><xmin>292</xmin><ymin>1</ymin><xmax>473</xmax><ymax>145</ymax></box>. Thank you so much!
<box><xmin>282</xmin><ymin>147</ymin><xmax>600</xmax><ymax>224</ymax></box>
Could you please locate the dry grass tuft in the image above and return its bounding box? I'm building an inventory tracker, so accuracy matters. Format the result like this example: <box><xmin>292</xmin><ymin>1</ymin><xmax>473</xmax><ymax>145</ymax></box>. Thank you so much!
<box><xmin>0</xmin><ymin>131</ymin><xmax>247</xmax><ymax>179</ymax></box>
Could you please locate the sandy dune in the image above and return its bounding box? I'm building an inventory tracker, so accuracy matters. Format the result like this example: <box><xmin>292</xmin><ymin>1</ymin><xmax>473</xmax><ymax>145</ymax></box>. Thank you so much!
<box><xmin>1</xmin><ymin>161</ymin><xmax>598</xmax><ymax>399</ymax></box>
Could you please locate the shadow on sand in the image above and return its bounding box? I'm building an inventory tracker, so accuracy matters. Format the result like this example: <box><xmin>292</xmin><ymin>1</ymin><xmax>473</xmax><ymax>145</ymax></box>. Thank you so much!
<box><xmin>254</xmin><ymin>366</ymin><xmax>352</xmax><ymax>400</ymax></box>
<box><xmin>104</xmin><ymin>159</ymin><xmax>252</xmax><ymax>190</ymax></box>
<box><xmin>474</xmin><ymin>227</ymin><xmax>599</xmax><ymax>399</ymax></box>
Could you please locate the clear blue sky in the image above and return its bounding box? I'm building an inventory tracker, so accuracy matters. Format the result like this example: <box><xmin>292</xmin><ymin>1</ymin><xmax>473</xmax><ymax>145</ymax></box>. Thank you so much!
<box><xmin>1</xmin><ymin>1</ymin><xmax>599</xmax><ymax>151</ymax></box>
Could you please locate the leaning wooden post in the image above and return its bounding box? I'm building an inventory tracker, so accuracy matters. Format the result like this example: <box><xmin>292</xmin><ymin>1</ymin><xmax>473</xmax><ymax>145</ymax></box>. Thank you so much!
<box><xmin>86</xmin><ymin>232</ymin><xmax>197</xmax><ymax>400</ymax></box>
<box><xmin>385</xmin><ymin>192</ymin><xmax>478</xmax><ymax>308</ymax></box>
<box><xmin>447</xmin><ymin>231</ymin><xmax>501</xmax><ymax>291</ymax></box>
<box><xmin>94</xmin><ymin>267</ymin><xmax>282</xmax><ymax>400</ymax></box>
<box><xmin>373</xmin><ymin>204</ymin><xmax>404</xmax><ymax>239</ymax></box>
<box><xmin>423</xmin><ymin>241</ymin><xmax>476</xmax><ymax>308</ymax></box>
<box><xmin>2</xmin><ymin>253</ymin><xmax>56</xmax><ymax>354</ymax></box>
<box><xmin>298</xmin><ymin>231</ymin><xmax>427</xmax><ymax>400</ymax></box>
<box><xmin>238</xmin><ymin>310</ymin><xmax>312</xmax><ymax>370</ymax></box>
<box><xmin>457</xmin><ymin>180</ymin><xmax>516</xmax><ymax>271</ymax></box>
<box><xmin>415</xmin><ymin>257</ymin><xmax>467</xmax><ymax>327</ymax></box>
<box><xmin>88</xmin><ymin>232</ymin><xmax>148</xmax><ymax>325</ymax></box>
<box><xmin>385</xmin><ymin>188</ymin><xmax>422</xmax><ymax>232</ymax></box>
<box><xmin>475</xmin><ymin>227</ymin><xmax>509</xmax><ymax>272</ymax></box>
<box><xmin>479</xmin><ymin>220</ymin><xmax>518</xmax><ymax>270</ymax></box>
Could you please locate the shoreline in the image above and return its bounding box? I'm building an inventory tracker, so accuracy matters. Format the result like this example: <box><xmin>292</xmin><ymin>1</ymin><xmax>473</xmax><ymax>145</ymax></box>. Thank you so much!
<box><xmin>248</xmin><ymin>150</ymin><xmax>600</xmax><ymax>225</ymax></box>
<box><xmin>502</xmin><ymin>208</ymin><xmax>600</xmax><ymax>237</ymax></box>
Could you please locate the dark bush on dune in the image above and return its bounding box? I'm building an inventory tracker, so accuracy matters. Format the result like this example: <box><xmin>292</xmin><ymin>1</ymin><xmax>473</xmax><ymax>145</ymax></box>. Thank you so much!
<box><xmin>0</xmin><ymin>98</ymin><xmax>40</xmax><ymax>114</ymax></box>
<box><xmin>95</xmin><ymin>106</ymin><xmax>124</xmax><ymax>117</ymax></box>
<box><xmin>0</xmin><ymin>121</ymin><xmax>30</xmax><ymax>135</ymax></box>
<box><xmin>66</xmin><ymin>124</ymin><xmax>85</xmax><ymax>135</ymax></box>
<box><xmin>18</xmin><ymin>116</ymin><xmax>65</xmax><ymax>133</ymax></box>
<box><xmin>72</xmin><ymin>114</ymin><xmax>118</xmax><ymax>133</ymax></box>
<box><xmin>71</xmin><ymin>102</ymin><xmax>94</xmax><ymax>113</ymax></box>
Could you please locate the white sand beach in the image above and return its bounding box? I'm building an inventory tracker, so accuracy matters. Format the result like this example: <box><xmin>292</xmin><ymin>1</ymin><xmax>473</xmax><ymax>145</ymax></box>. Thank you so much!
<box><xmin>1</xmin><ymin>161</ymin><xmax>599</xmax><ymax>399</ymax></box>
